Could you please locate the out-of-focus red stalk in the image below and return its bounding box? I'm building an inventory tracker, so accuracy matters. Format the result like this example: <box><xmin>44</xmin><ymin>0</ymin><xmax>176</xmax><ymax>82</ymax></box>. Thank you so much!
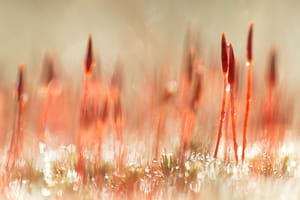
<box><xmin>180</xmin><ymin>72</ymin><xmax>202</xmax><ymax>161</ymax></box>
<box><xmin>38</xmin><ymin>56</ymin><xmax>56</xmax><ymax>142</ymax></box>
<box><xmin>77</xmin><ymin>35</ymin><xmax>95</xmax><ymax>179</ymax></box>
<box><xmin>268</xmin><ymin>49</ymin><xmax>277</xmax><ymax>89</ymax></box>
<box><xmin>265</xmin><ymin>49</ymin><xmax>277</xmax><ymax>149</ymax></box>
<box><xmin>242</xmin><ymin>23</ymin><xmax>254</xmax><ymax>162</ymax></box>
<box><xmin>179</xmin><ymin>45</ymin><xmax>198</xmax><ymax>159</ymax></box>
<box><xmin>155</xmin><ymin>81</ymin><xmax>175</xmax><ymax>158</ymax></box>
<box><xmin>181</xmin><ymin>110</ymin><xmax>196</xmax><ymax>155</ymax></box>
<box><xmin>111</xmin><ymin>66</ymin><xmax>124</xmax><ymax>170</ymax></box>
<box><xmin>6</xmin><ymin>65</ymin><xmax>26</xmax><ymax>170</ymax></box>
<box><xmin>180</xmin><ymin>52</ymin><xmax>202</xmax><ymax>160</ymax></box>
<box><xmin>265</xmin><ymin>50</ymin><xmax>277</xmax><ymax>125</ymax></box>
<box><xmin>155</xmin><ymin>109</ymin><xmax>165</xmax><ymax>158</ymax></box>
<box><xmin>180</xmin><ymin>48</ymin><xmax>195</xmax><ymax>107</ymax></box>
<box><xmin>190</xmin><ymin>72</ymin><xmax>202</xmax><ymax>113</ymax></box>
<box><xmin>96</xmin><ymin>95</ymin><xmax>109</xmax><ymax>159</ymax></box>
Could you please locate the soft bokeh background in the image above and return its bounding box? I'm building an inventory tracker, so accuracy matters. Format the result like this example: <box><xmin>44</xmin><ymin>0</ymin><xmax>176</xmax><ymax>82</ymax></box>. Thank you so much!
<box><xmin>0</xmin><ymin>0</ymin><xmax>299</xmax><ymax>114</ymax></box>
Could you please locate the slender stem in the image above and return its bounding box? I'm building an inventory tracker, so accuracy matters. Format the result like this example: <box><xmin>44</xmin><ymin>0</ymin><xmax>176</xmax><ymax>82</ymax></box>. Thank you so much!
<box><xmin>242</xmin><ymin>62</ymin><xmax>252</xmax><ymax>162</ymax></box>
<box><xmin>179</xmin><ymin>110</ymin><xmax>188</xmax><ymax>164</ymax></box>
<box><xmin>186</xmin><ymin>111</ymin><xmax>195</xmax><ymax>152</ymax></box>
<box><xmin>39</xmin><ymin>86</ymin><xmax>52</xmax><ymax>142</ymax></box>
<box><xmin>113</xmin><ymin>96</ymin><xmax>123</xmax><ymax>171</ymax></box>
<box><xmin>214</xmin><ymin>75</ymin><xmax>227</xmax><ymax>158</ymax></box>
<box><xmin>230</xmin><ymin>87</ymin><xmax>239</xmax><ymax>163</ymax></box>
<box><xmin>6</xmin><ymin>98</ymin><xmax>24</xmax><ymax>171</ymax></box>
<box><xmin>267</xmin><ymin>85</ymin><xmax>275</xmax><ymax>151</ymax></box>
<box><xmin>116</xmin><ymin>117</ymin><xmax>123</xmax><ymax>171</ymax></box>
<box><xmin>16</xmin><ymin>100</ymin><xmax>24</xmax><ymax>158</ymax></box>
<box><xmin>96</xmin><ymin>122</ymin><xmax>104</xmax><ymax>161</ymax></box>
<box><xmin>223</xmin><ymin>101</ymin><xmax>230</xmax><ymax>163</ymax></box>
<box><xmin>77</xmin><ymin>74</ymin><xmax>89</xmax><ymax>178</ymax></box>
<box><xmin>155</xmin><ymin>109</ymin><xmax>165</xmax><ymax>158</ymax></box>
<box><xmin>180</xmin><ymin>109</ymin><xmax>195</xmax><ymax>159</ymax></box>
<box><xmin>6</xmin><ymin>104</ymin><xmax>18</xmax><ymax>170</ymax></box>
<box><xmin>179</xmin><ymin>111</ymin><xmax>186</xmax><ymax>161</ymax></box>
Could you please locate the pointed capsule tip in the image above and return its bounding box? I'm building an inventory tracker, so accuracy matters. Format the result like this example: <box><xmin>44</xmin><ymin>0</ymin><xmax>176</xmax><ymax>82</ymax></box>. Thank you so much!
<box><xmin>221</xmin><ymin>33</ymin><xmax>228</xmax><ymax>73</ymax></box>
<box><xmin>268</xmin><ymin>49</ymin><xmax>277</xmax><ymax>87</ymax></box>
<box><xmin>17</xmin><ymin>65</ymin><xmax>25</xmax><ymax>101</ymax></box>
<box><xmin>247</xmin><ymin>23</ymin><xmax>254</xmax><ymax>63</ymax></box>
<box><xmin>228</xmin><ymin>44</ymin><xmax>235</xmax><ymax>85</ymax></box>
<box><xmin>111</xmin><ymin>65</ymin><xmax>123</xmax><ymax>90</ymax></box>
<box><xmin>19</xmin><ymin>64</ymin><xmax>25</xmax><ymax>71</ymax></box>
<box><xmin>190</xmin><ymin>72</ymin><xmax>202</xmax><ymax>112</ymax></box>
<box><xmin>85</xmin><ymin>35</ymin><xmax>94</xmax><ymax>75</ymax></box>
<box><xmin>42</xmin><ymin>54</ymin><xmax>56</xmax><ymax>85</ymax></box>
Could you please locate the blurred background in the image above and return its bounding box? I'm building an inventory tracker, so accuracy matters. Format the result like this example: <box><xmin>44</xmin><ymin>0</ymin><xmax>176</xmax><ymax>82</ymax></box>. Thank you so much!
<box><xmin>0</xmin><ymin>0</ymin><xmax>299</xmax><ymax>81</ymax></box>
<box><xmin>0</xmin><ymin>0</ymin><xmax>299</xmax><ymax>134</ymax></box>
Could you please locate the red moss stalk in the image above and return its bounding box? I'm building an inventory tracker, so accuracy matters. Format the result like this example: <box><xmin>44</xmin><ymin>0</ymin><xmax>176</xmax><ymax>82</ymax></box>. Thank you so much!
<box><xmin>77</xmin><ymin>35</ymin><xmax>95</xmax><ymax>179</ymax></box>
<box><xmin>223</xmin><ymin>102</ymin><xmax>230</xmax><ymax>163</ymax></box>
<box><xmin>268</xmin><ymin>49</ymin><xmax>277</xmax><ymax>89</ymax></box>
<box><xmin>190</xmin><ymin>72</ymin><xmax>202</xmax><ymax>113</ymax></box>
<box><xmin>155</xmin><ymin>83</ymin><xmax>175</xmax><ymax>158</ymax></box>
<box><xmin>179</xmin><ymin>44</ymin><xmax>202</xmax><ymax>162</ymax></box>
<box><xmin>96</xmin><ymin>95</ymin><xmax>109</xmax><ymax>160</ymax></box>
<box><xmin>228</xmin><ymin>44</ymin><xmax>239</xmax><ymax>163</ymax></box>
<box><xmin>181</xmin><ymin>110</ymin><xmax>196</xmax><ymax>156</ymax></box>
<box><xmin>214</xmin><ymin>33</ymin><xmax>229</xmax><ymax>159</ymax></box>
<box><xmin>266</xmin><ymin>49</ymin><xmax>277</xmax><ymax>149</ymax></box>
<box><xmin>39</xmin><ymin>56</ymin><xmax>56</xmax><ymax>142</ymax></box>
<box><xmin>180</xmin><ymin>69</ymin><xmax>201</xmax><ymax>161</ymax></box>
<box><xmin>85</xmin><ymin>35</ymin><xmax>94</xmax><ymax>75</ymax></box>
<box><xmin>155</xmin><ymin>109</ymin><xmax>165</xmax><ymax>158</ymax></box>
<box><xmin>7</xmin><ymin>65</ymin><xmax>26</xmax><ymax>170</ymax></box>
<box><xmin>181</xmin><ymin>48</ymin><xmax>195</xmax><ymax>107</ymax></box>
<box><xmin>111</xmin><ymin>66</ymin><xmax>124</xmax><ymax>170</ymax></box>
<box><xmin>242</xmin><ymin>23</ymin><xmax>254</xmax><ymax>162</ymax></box>
<box><xmin>185</xmin><ymin>71</ymin><xmax>202</xmax><ymax>151</ymax></box>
